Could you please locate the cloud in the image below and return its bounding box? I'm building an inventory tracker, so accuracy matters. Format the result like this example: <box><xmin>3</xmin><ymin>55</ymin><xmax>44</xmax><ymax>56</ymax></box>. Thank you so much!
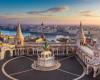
<box><xmin>79</xmin><ymin>10</ymin><xmax>95</xmax><ymax>16</ymax></box>
<box><xmin>0</xmin><ymin>5</ymin><xmax>69</xmax><ymax>22</ymax></box>
<box><xmin>0</xmin><ymin>13</ymin><xmax>54</xmax><ymax>20</ymax></box>
<box><xmin>80</xmin><ymin>0</ymin><xmax>99</xmax><ymax>1</ymax></box>
<box><xmin>27</xmin><ymin>6</ymin><xmax>69</xmax><ymax>14</ymax></box>
<box><xmin>79</xmin><ymin>10</ymin><xmax>100</xmax><ymax>17</ymax></box>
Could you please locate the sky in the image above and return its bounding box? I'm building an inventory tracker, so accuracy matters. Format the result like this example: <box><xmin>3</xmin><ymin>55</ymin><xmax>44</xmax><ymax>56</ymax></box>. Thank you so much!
<box><xmin>0</xmin><ymin>0</ymin><xmax>100</xmax><ymax>25</ymax></box>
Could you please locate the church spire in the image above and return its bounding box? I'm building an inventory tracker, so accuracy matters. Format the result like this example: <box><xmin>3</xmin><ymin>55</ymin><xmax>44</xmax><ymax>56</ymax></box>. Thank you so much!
<box><xmin>79</xmin><ymin>21</ymin><xmax>86</xmax><ymax>45</ymax></box>
<box><xmin>16</xmin><ymin>24</ymin><xmax>24</xmax><ymax>46</ymax></box>
<box><xmin>41</xmin><ymin>21</ymin><xmax>44</xmax><ymax>26</ymax></box>
<box><xmin>17</xmin><ymin>24</ymin><xmax>22</xmax><ymax>35</ymax></box>
<box><xmin>80</xmin><ymin>21</ymin><xmax>82</xmax><ymax>27</ymax></box>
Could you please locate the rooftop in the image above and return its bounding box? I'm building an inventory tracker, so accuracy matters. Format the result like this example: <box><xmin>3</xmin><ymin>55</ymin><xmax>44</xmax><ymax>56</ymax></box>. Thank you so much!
<box><xmin>78</xmin><ymin>45</ymin><xmax>94</xmax><ymax>57</ymax></box>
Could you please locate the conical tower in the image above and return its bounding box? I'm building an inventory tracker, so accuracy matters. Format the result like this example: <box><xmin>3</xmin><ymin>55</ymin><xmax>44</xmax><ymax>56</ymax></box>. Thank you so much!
<box><xmin>15</xmin><ymin>24</ymin><xmax>24</xmax><ymax>46</ymax></box>
<box><xmin>78</xmin><ymin>22</ymin><xmax>86</xmax><ymax>45</ymax></box>
<box><xmin>41</xmin><ymin>22</ymin><xmax>44</xmax><ymax>26</ymax></box>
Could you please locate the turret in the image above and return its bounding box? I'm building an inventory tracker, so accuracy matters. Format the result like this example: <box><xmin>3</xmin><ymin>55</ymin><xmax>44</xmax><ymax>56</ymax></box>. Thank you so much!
<box><xmin>15</xmin><ymin>24</ymin><xmax>24</xmax><ymax>46</ymax></box>
<box><xmin>78</xmin><ymin>22</ymin><xmax>86</xmax><ymax>45</ymax></box>
<box><xmin>41</xmin><ymin>21</ymin><xmax>44</xmax><ymax>26</ymax></box>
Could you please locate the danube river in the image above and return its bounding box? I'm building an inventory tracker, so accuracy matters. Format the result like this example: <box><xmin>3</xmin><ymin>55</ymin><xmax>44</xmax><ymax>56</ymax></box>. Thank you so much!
<box><xmin>1</xmin><ymin>30</ymin><xmax>58</xmax><ymax>41</ymax></box>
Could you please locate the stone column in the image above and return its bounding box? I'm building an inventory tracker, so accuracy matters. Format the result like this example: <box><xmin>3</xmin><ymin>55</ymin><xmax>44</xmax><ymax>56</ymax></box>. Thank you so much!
<box><xmin>13</xmin><ymin>49</ymin><xmax>16</xmax><ymax>56</ymax></box>
<box><xmin>26</xmin><ymin>49</ymin><xmax>29</xmax><ymax>56</ymax></box>
<box><xmin>22</xmin><ymin>49</ymin><xmax>24</xmax><ymax>55</ymax></box>
<box><xmin>57</xmin><ymin>48</ymin><xmax>58</xmax><ymax>56</ymax></box>
<box><xmin>32</xmin><ymin>48</ymin><xmax>34</xmax><ymax>56</ymax></box>
<box><xmin>20</xmin><ymin>49</ymin><xmax>22</xmax><ymax>55</ymax></box>
<box><xmin>15</xmin><ymin>49</ymin><xmax>17</xmax><ymax>56</ymax></box>
<box><xmin>93</xmin><ymin>67</ymin><xmax>97</xmax><ymax>78</ymax></box>
<box><xmin>53</xmin><ymin>49</ymin><xmax>55</xmax><ymax>56</ymax></box>
<box><xmin>17</xmin><ymin>49</ymin><xmax>20</xmax><ymax>56</ymax></box>
<box><xmin>21</xmin><ymin>49</ymin><xmax>24</xmax><ymax>55</ymax></box>
<box><xmin>86</xmin><ymin>65</ymin><xmax>89</xmax><ymax>75</ymax></box>
<box><xmin>37</xmin><ymin>49</ymin><xmax>39</xmax><ymax>57</ymax></box>
<box><xmin>62</xmin><ymin>48</ymin><xmax>64</xmax><ymax>56</ymax></box>
<box><xmin>52</xmin><ymin>48</ymin><xmax>54</xmax><ymax>54</ymax></box>
<box><xmin>17</xmin><ymin>49</ymin><xmax>19</xmax><ymax>56</ymax></box>
<box><xmin>0</xmin><ymin>51</ymin><xmax>5</xmax><ymax>60</ymax></box>
<box><xmin>66</xmin><ymin>46</ymin><xmax>68</xmax><ymax>56</ymax></box>
<box><xmin>10</xmin><ymin>50</ymin><xmax>13</xmax><ymax>57</ymax></box>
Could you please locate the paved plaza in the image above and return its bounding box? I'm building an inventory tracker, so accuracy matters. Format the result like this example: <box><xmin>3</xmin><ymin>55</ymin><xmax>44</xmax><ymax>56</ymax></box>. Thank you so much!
<box><xmin>0</xmin><ymin>56</ymin><xmax>100</xmax><ymax>80</ymax></box>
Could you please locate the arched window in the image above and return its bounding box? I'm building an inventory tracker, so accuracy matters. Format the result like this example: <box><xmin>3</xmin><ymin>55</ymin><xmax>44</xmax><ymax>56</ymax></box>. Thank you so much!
<box><xmin>46</xmin><ymin>55</ymin><xmax>48</xmax><ymax>58</ymax></box>
<box><xmin>13</xmin><ymin>50</ymin><xmax>16</xmax><ymax>57</ymax></box>
<box><xmin>29</xmin><ymin>48</ymin><xmax>33</xmax><ymax>55</ymax></box>
<box><xmin>49</xmin><ymin>54</ymin><xmax>51</xmax><ymax>57</ymax></box>
<box><xmin>4</xmin><ymin>50</ymin><xmax>11</xmax><ymax>59</ymax></box>
<box><xmin>42</xmin><ymin>54</ymin><xmax>44</xmax><ymax>58</ymax></box>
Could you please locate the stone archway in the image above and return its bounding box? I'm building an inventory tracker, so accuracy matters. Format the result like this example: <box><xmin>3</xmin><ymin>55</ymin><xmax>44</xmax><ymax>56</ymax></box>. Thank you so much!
<box><xmin>54</xmin><ymin>49</ymin><xmax>57</xmax><ymax>56</ymax></box>
<box><xmin>34</xmin><ymin>49</ymin><xmax>37</xmax><ymax>56</ymax></box>
<box><xmin>13</xmin><ymin>50</ymin><xmax>16</xmax><ymax>57</ymax></box>
<box><xmin>28</xmin><ymin>48</ymin><xmax>33</xmax><ymax>56</ymax></box>
<box><xmin>4</xmin><ymin>50</ymin><xmax>11</xmax><ymax>59</ymax></box>
<box><xmin>24</xmin><ymin>49</ymin><xmax>27</xmax><ymax>55</ymax></box>
<box><xmin>87</xmin><ymin>66</ymin><xmax>94</xmax><ymax>77</ymax></box>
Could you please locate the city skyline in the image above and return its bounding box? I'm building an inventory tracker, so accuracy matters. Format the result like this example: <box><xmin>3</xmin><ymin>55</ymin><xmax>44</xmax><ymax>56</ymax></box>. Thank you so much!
<box><xmin>0</xmin><ymin>0</ymin><xmax>100</xmax><ymax>25</ymax></box>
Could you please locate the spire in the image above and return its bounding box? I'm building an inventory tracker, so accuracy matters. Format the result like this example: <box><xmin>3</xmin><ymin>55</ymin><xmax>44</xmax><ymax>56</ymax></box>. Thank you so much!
<box><xmin>80</xmin><ymin>21</ymin><xmax>82</xmax><ymax>28</ymax></box>
<box><xmin>17</xmin><ymin>24</ymin><xmax>22</xmax><ymax>35</ymax></box>
<box><xmin>79</xmin><ymin>21</ymin><xmax>86</xmax><ymax>45</ymax></box>
<box><xmin>16</xmin><ymin>24</ymin><xmax>24</xmax><ymax>46</ymax></box>
<box><xmin>80</xmin><ymin>22</ymin><xmax>84</xmax><ymax>37</ymax></box>
<box><xmin>41</xmin><ymin>22</ymin><xmax>44</xmax><ymax>26</ymax></box>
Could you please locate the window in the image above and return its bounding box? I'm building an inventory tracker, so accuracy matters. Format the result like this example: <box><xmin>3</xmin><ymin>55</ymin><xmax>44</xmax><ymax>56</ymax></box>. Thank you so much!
<box><xmin>46</xmin><ymin>55</ymin><xmax>48</xmax><ymax>58</ymax></box>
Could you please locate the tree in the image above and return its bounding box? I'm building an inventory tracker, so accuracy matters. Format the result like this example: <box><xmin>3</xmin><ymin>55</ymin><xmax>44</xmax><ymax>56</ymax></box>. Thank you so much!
<box><xmin>57</xmin><ymin>37</ymin><xmax>69</xmax><ymax>55</ymax></box>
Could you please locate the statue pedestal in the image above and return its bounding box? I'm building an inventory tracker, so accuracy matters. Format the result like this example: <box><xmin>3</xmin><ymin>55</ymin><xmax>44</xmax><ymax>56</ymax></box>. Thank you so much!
<box><xmin>31</xmin><ymin>50</ymin><xmax>61</xmax><ymax>71</ymax></box>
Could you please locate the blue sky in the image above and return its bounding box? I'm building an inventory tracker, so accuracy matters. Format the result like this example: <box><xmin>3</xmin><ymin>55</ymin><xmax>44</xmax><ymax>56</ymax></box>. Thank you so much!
<box><xmin>0</xmin><ymin>0</ymin><xmax>100</xmax><ymax>24</ymax></box>
<box><xmin>0</xmin><ymin>0</ymin><xmax>78</xmax><ymax>13</ymax></box>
